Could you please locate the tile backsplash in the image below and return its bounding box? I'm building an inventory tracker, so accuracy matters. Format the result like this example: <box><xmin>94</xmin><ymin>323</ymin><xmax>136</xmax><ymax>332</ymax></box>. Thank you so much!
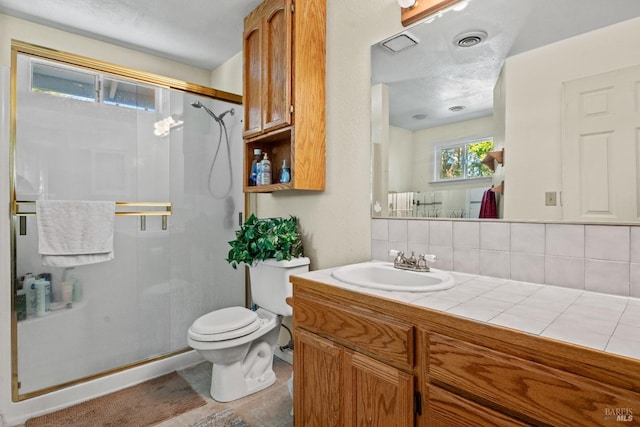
<box><xmin>371</xmin><ymin>219</ymin><xmax>640</xmax><ymax>298</ymax></box>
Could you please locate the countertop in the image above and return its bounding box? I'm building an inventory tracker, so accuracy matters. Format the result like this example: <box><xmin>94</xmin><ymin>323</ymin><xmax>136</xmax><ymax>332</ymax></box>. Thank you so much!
<box><xmin>296</xmin><ymin>262</ymin><xmax>640</xmax><ymax>361</ymax></box>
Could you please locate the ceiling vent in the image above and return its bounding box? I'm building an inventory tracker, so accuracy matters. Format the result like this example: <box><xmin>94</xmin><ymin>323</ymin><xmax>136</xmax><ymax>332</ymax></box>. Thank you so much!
<box><xmin>381</xmin><ymin>33</ymin><xmax>419</xmax><ymax>53</ymax></box>
<box><xmin>453</xmin><ymin>31</ymin><xmax>488</xmax><ymax>48</ymax></box>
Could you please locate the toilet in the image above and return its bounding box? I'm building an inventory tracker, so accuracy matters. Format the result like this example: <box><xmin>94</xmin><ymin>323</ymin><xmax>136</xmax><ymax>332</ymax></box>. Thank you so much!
<box><xmin>187</xmin><ymin>257</ymin><xmax>310</xmax><ymax>402</ymax></box>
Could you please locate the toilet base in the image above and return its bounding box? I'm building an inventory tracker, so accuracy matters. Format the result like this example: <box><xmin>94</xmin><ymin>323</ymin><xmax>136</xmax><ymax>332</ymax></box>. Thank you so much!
<box><xmin>210</xmin><ymin>361</ymin><xmax>276</xmax><ymax>402</ymax></box>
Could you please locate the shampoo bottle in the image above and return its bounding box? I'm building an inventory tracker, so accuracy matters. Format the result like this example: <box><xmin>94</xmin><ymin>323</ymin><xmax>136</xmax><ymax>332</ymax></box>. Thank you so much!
<box><xmin>24</xmin><ymin>273</ymin><xmax>36</xmax><ymax>318</ymax></box>
<box><xmin>250</xmin><ymin>148</ymin><xmax>262</xmax><ymax>186</ymax></box>
<box><xmin>259</xmin><ymin>153</ymin><xmax>272</xmax><ymax>185</ymax></box>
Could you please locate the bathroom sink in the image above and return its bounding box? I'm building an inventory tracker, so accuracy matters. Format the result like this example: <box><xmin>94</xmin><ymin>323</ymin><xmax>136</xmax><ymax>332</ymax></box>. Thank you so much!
<box><xmin>331</xmin><ymin>262</ymin><xmax>455</xmax><ymax>292</ymax></box>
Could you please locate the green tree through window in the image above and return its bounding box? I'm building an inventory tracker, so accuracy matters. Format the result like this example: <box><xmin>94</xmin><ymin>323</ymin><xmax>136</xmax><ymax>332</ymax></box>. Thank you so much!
<box><xmin>437</xmin><ymin>138</ymin><xmax>493</xmax><ymax>181</ymax></box>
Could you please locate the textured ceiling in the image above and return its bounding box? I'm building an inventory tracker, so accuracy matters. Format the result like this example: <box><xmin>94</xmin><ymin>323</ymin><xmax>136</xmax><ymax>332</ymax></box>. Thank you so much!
<box><xmin>0</xmin><ymin>0</ymin><xmax>262</xmax><ymax>70</ymax></box>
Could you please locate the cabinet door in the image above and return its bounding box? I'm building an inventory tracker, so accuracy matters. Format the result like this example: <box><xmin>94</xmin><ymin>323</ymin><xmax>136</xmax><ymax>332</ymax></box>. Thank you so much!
<box><xmin>294</xmin><ymin>330</ymin><xmax>344</xmax><ymax>427</ymax></box>
<box><xmin>243</xmin><ymin>7</ymin><xmax>263</xmax><ymax>137</ymax></box>
<box><xmin>243</xmin><ymin>0</ymin><xmax>292</xmax><ymax>139</ymax></box>
<box><xmin>345</xmin><ymin>350</ymin><xmax>414</xmax><ymax>427</ymax></box>
<box><xmin>262</xmin><ymin>0</ymin><xmax>292</xmax><ymax>132</ymax></box>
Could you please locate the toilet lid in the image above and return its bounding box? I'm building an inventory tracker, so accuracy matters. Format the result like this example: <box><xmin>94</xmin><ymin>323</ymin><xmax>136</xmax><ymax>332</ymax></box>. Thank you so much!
<box><xmin>189</xmin><ymin>307</ymin><xmax>262</xmax><ymax>341</ymax></box>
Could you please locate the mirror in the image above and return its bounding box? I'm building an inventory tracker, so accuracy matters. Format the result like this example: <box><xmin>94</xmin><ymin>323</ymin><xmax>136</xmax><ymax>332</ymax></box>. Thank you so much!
<box><xmin>371</xmin><ymin>0</ymin><xmax>640</xmax><ymax>221</ymax></box>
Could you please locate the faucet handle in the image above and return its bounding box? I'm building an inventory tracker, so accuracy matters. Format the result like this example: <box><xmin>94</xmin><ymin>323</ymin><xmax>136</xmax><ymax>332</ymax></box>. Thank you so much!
<box><xmin>389</xmin><ymin>249</ymin><xmax>405</xmax><ymax>263</ymax></box>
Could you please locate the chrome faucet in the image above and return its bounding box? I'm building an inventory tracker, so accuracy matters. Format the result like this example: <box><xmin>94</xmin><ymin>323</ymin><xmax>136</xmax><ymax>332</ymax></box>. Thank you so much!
<box><xmin>389</xmin><ymin>250</ymin><xmax>438</xmax><ymax>272</ymax></box>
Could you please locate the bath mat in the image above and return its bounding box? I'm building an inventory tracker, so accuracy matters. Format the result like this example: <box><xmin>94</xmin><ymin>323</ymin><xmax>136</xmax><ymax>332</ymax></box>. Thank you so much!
<box><xmin>26</xmin><ymin>371</ymin><xmax>206</xmax><ymax>427</ymax></box>
<box><xmin>191</xmin><ymin>408</ymin><xmax>250</xmax><ymax>427</ymax></box>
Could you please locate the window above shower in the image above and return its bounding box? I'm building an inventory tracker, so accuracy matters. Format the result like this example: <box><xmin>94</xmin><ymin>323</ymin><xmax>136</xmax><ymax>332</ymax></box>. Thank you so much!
<box><xmin>31</xmin><ymin>59</ymin><xmax>156</xmax><ymax>111</ymax></box>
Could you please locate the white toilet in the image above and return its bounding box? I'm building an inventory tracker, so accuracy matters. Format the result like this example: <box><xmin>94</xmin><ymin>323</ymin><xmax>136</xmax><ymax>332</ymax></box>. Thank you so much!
<box><xmin>187</xmin><ymin>257</ymin><xmax>310</xmax><ymax>402</ymax></box>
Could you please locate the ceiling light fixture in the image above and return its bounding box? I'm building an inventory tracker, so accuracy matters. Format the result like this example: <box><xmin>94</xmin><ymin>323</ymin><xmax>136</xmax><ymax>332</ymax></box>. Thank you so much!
<box><xmin>397</xmin><ymin>0</ymin><xmax>417</xmax><ymax>8</ymax></box>
<box><xmin>449</xmin><ymin>105</ymin><xmax>465</xmax><ymax>112</ymax></box>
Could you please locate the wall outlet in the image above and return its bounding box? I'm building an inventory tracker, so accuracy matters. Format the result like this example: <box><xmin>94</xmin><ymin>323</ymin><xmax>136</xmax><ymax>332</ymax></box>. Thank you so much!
<box><xmin>545</xmin><ymin>191</ymin><xmax>557</xmax><ymax>206</ymax></box>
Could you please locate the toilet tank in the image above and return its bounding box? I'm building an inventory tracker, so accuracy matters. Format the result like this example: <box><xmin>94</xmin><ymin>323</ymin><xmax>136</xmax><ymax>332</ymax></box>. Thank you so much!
<box><xmin>249</xmin><ymin>257</ymin><xmax>310</xmax><ymax>316</ymax></box>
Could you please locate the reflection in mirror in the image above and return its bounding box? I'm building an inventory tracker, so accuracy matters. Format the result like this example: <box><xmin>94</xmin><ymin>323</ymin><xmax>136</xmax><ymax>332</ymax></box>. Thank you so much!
<box><xmin>371</xmin><ymin>0</ymin><xmax>640</xmax><ymax>222</ymax></box>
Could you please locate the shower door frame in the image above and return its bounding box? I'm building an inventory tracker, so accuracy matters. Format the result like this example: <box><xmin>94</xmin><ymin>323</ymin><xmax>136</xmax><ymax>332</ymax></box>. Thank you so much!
<box><xmin>9</xmin><ymin>40</ymin><xmax>247</xmax><ymax>401</ymax></box>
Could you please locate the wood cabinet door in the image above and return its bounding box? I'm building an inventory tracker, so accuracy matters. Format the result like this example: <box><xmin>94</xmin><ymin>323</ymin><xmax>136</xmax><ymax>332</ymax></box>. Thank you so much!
<box><xmin>242</xmin><ymin>0</ymin><xmax>292</xmax><ymax>138</ymax></box>
<box><xmin>243</xmin><ymin>7</ymin><xmax>263</xmax><ymax>138</ymax></box>
<box><xmin>294</xmin><ymin>330</ymin><xmax>344</xmax><ymax>427</ymax></box>
<box><xmin>345</xmin><ymin>350</ymin><xmax>414</xmax><ymax>427</ymax></box>
<box><xmin>262</xmin><ymin>0</ymin><xmax>292</xmax><ymax>133</ymax></box>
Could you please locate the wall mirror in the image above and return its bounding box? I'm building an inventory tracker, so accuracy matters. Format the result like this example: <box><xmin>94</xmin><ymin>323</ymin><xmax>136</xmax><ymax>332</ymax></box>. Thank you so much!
<box><xmin>371</xmin><ymin>0</ymin><xmax>640</xmax><ymax>222</ymax></box>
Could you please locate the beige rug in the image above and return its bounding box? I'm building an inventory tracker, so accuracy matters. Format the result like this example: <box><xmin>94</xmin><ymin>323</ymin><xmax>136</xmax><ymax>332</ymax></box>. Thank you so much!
<box><xmin>26</xmin><ymin>372</ymin><xmax>206</xmax><ymax>427</ymax></box>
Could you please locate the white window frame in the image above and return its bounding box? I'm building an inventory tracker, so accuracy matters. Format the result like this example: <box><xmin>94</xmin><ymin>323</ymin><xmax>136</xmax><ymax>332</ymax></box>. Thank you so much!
<box><xmin>433</xmin><ymin>136</ymin><xmax>494</xmax><ymax>183</ymax></box>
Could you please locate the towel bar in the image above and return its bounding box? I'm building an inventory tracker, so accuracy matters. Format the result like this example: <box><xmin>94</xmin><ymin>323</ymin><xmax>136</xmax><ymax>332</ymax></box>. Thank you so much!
<box><xmin>12</xmin><ymin>201</ymin><xmax>172</xmax><ymax>217</ymax></box>
<box><xmin>12</xmin><ymin>201</ymin><xmax>172</xmax><ymax>233</ymax></box>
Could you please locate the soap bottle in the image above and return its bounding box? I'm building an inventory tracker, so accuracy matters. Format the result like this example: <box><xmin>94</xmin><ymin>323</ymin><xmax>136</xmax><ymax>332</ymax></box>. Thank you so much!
<box><xmin>249</xmin><ymin>148</ymin><xmax>262</xmax><ymax>186</ymax></box>
<box><xmin>259</xmin><ymin>153</ymin><xmax>272</xmax><ymax>185</ymax></box>
<box><xmin>279</xmin><ymin>159</ymin><xmax>291</xmax><ymax>183</ymax></box>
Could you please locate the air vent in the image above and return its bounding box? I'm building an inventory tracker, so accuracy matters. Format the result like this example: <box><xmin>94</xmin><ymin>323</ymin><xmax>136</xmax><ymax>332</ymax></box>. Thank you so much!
<box><xmin>381</xmin><ymin>33</ymin><xmax>419</xmax><ymax>53</ymax></box>
<box><xmin>454</xmin><ymin>31</ymin><xmax>488</xmax><ymax>48</ymax></box>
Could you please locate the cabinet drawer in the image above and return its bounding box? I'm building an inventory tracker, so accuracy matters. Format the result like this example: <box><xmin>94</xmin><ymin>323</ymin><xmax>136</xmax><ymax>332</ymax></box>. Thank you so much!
<box><xmin>427</xmin><ymin>385</ymin><xmax>529</xmax><ymax>427</ymax></box>
<box><xmin>429</xmin><ymin>333</ymin><xmax>640</xmax><ymax>426</ymax></box>
<box><xmin>294</xmin><ymin>294</ymin><xmax>414</xmax><ymax>369</ymax></box>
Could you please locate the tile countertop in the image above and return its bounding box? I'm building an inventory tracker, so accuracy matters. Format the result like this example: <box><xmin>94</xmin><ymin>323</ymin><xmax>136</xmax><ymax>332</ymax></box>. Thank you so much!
<box><xmin>295</xmin><ymin>262</ymin><xmax>640</xmax><ymax>361</ymax></box>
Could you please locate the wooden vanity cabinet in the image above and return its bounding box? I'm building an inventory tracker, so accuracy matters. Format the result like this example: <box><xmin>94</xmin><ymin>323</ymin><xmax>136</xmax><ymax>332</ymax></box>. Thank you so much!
<box><xmin>242</xmin><ymin>0</ymin><xmax>325</xmax><ymax>192</ymax></box>
<box><xmin>291</xmin><ymin>276</ymin><xmax>640</xmax><ymax>427</ymax></box>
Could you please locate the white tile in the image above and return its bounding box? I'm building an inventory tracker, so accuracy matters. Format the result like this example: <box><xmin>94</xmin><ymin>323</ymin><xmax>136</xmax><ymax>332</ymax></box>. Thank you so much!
<box><xmin>479</xmin><ymin>250</ymin><xmax>510</xmax><ymax>279</ymax></box>
<box><xmin>510</xmin><ymin>223</ymin><xmax>545</xmax><ymax>255</ymax></box>
<box><xmin>453</xmin><ymin>247</ymin><xmax>480</xmax><ymax>275</ymax></box>
<box><xmin>546</xmin><ymin>224</ymin><xmax>584</xmax><ymax>257</ymax></box>
<box><xmin>489</xmin><ymin>312</ymin><xmax>551</xmax><ymax>335</ymax></box>
<box><xmin>585</xmin><ymin>225</ymin><xmax>630</xmax><ymax>262</ymax></box>
<box><xmin>510</xmin><ymin>253</ymin><xmax>545</xmax><ymax>284</ymax></box>
<box><xmin>606</xmin><ymin>337</ymin><xmax>640</xmax><ymax>359</ymax></box>
<box><xmin>407</xmin><ymin>243</ymin><xmax>429</xmax><ymax>258</ymax></box>
<box><xmin>408</xmin><ymin>220</ymin><xmax>429</xmax><ymax>244</ymax></box>
<box><xmin>501</xmin><ymin>304</ymin><xmax>564</xmax><ymax>323</ymax></box>
<box><xmin>389</xmin><ymin>220</ymin><xmax>408</xmax><ymax>242</ymax></box>
<box><xmin>429</xmin><ymin>245</ymin><xmax>453</xmax><ymax>271</ymax></box>
<box><xmin>481</xmin><ymin>286</ymin><xmax>533</xmax><ymax>304</ymax></box>
<box><xmin>572</xmin><ymin>292</ymin><xmax>628</xmax><ymax>310</ymax></box>
<box><xmin>554</xmin><ymin>309</ymin><xmax>619</xmax><ymax>335</ymax></box>
<box><xmin>480</xmin><ymin>222</ymin><xmax>510</xmax><ymax>251</ymax></box>
<box><xmin>371</xmin><ymin>240</ymin><xmax>389</xmax><ymax>261</ymax></box>
<box><xmin>430</xmin><ymin>221</ymin><xmax>453</xmax><ymax>247</ymax></box>
<box><xmin>446</xmin><ymin>296</ymin><xmax>514</xmax><ymax>322</ymax></box>
<box><xmin>544</xmin><ymin>256</ymin><xmax>584</xmax><ymax>290</ymax></box>
<box><xmin>371</xmin><ymin>219</ymin><xmax>388</xmax><ymax>241</ymax></box>
<box><xmin>630</xmin><ymin>263</ymin><xmax>640</xmax><ymax>298</ymax></box>
<box><xmin>584</xmin><ymin>259</ymin><xmax>630</xmax><ymax>296</ymax></box>
<box><xmin>412</xmin><ymin>295</ymin><xmax>461</xmax><ymax>311</ymax></box>
<box><xmin>611</xmin><ymin>323</ymin><xmax>640</xmax><ymax>343</ymax></box>
<box><xmin>619</xmin><ymin>303</ymin><xmax>640</xmax><ymax>326</ymax></box>
<box><xmin>453</xmin><ymin>221</ymin><xmax>479</xmax><ymax>248</ymax></box>
<box><xmin>630</xmin><ymin>227</ymin><xmax>640</xmax><ymax>263</ymax></box>
<box><xmin>541</xmin><ymin>321</ymin><xmax>610</xmax><ymax>350</ymax></box>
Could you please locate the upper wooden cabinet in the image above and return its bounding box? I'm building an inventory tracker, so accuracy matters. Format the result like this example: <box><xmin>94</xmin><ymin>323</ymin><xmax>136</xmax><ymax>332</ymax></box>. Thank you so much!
<box><xmin>242</xmin><ymin>0</ymin><xmax>326</xmax><ymax>192</ymax></box>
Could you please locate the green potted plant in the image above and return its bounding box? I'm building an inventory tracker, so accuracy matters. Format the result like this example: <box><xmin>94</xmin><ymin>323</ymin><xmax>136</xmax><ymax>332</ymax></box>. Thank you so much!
<box><xmin>226</xmin><ymin>214</ymin><xmax>305</xmax><ymax>269</ymax></box>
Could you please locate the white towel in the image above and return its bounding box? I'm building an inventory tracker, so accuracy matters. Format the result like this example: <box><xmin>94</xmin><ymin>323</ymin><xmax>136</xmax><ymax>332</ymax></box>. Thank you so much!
<box><xmin>36</xmin><ymin>200</ymin><xmax>115</xmax><ymax>267</ymax></box>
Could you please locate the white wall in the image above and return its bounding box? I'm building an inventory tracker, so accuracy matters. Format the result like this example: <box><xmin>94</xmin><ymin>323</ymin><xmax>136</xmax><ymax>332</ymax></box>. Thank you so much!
<box><xmin>255</xmin><ymin>0</ymin><xmax>404</xmax><ymax>269</ymax></box>
<box><xmin>503</xmin><ymin>16</ymin><xmax>640</xmax><ymax>220</ymax></box>
<box><xmin>388</xmin><ymin>126</ymin><xmax>413</xmax><ymax>192</ymax></box>
<box><xmin>210</xmin><ymin>51</ymin><xmax>243</xmax><ymax>95</ymax></box>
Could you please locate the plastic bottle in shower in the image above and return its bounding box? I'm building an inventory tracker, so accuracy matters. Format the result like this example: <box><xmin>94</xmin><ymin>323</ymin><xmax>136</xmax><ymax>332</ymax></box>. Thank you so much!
<box><xmin>259</xmin><ymin>153</ymin><xmax>272</xmax><ymax>185</ymax></box>
<box><xmin>250</xmin><ymin>148</ymin><xmax>262</xmax><ymax>186</ymax></box>
<box><xmin>24</xmin><ymin>273</ymin><xmax>36</xmax><ymax>318</ymax></box>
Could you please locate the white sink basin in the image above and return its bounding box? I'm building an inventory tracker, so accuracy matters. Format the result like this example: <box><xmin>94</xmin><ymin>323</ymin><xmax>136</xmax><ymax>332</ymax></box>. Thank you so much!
<box><xmin>331</xmin><ymin>262</ymin><xmax>455</xmax><ymax>292</ymax></box>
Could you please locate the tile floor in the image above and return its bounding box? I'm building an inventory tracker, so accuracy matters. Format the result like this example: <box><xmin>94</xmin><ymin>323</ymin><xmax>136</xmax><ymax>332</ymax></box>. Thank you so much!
<box><xmin>159</xmin><ymin>357</ymin><xmax>294</xmax><ymax>427</ymax></box>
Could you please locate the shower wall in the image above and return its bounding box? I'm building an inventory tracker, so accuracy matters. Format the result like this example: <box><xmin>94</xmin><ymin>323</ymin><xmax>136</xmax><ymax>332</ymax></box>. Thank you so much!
<box><xmin>13</xmin><ymin>55</ymin><xmax>244</xmax><ymax>395</ymax></box>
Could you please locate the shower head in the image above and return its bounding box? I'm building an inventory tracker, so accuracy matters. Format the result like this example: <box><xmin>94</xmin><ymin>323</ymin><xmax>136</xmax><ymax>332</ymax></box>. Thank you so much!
<box><xmin>191</xmin><ymin>101</ymin><xmax>234</xmax><ymax>123</ymax></box>
<box><xmin>191</xmin><ymin>100</ymin><xmax>219</xmax><ymax>122</ymax></box>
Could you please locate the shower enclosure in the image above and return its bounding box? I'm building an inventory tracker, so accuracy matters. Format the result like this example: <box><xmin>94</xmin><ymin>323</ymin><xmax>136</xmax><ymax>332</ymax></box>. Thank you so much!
<box><xmin>10</xmin><ymin>43</ymin><xmax>245</xmax><ymax>399</ymax></box>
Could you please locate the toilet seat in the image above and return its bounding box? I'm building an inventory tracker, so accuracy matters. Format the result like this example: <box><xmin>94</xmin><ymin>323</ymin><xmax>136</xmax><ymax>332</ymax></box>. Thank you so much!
<box><xmin>189</xmin><ymin>307</ymin><xmax>262</xmax><ymax>342</ymax></box>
